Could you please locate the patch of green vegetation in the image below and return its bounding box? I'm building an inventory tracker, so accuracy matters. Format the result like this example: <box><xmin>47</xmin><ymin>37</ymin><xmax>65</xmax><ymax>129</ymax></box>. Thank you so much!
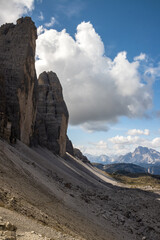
<box><xmin>110</xmin><ymin>173</ymin><xmax>160</xmax><ymax>189</ymax></box>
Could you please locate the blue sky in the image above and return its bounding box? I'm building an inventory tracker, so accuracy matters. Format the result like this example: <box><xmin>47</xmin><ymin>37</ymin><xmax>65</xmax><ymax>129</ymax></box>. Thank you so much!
<box><xmin>0</xmin><ymin>0</ymin><xmax>160</xmax><ymax>156</ymax></box>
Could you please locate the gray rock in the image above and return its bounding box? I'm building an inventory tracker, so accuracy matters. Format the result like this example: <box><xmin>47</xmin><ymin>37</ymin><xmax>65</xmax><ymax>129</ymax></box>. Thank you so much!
<box><xmin>0</xmin><ymin>17</ymin><xmax>70</xmax><ymax>157</ymax></box>
<box><xmin>0</xmin><ymin>17</ymin><xmax>37</xmax><ymax>145</ymax></box>
<box><xmin>0</xmin><ymin>219</ymin><xmax>17</xmax><ymax>240</ymax></box>
<box><xmin>66</xmin><ymin>136</ymin><xmax>74</xmax><ymax>156</ymax></box>
<box><xmin>33</xmin><ymin>71</ymin><xmax>69</xmax><ymax>157</ymax></box>
<box><xmin>74</xmin><ymin>148</ymin><xmax>90</xmax><ymax>164</ymax></box>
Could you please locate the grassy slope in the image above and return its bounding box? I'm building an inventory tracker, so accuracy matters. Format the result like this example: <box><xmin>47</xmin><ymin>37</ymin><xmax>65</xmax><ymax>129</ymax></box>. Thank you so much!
<box><xmin>109</xmin><ymin>172</ymin><xmax>160</xmax><ymax>189</ymax></box>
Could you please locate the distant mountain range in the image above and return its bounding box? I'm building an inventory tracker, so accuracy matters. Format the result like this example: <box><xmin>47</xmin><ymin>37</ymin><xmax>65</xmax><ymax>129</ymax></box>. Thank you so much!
<box><xmin>86</xmin><ymin>146</ymin><xmax>160</xmax><ymax>175</ymax></box>
<box><xmin>118</xmin><ymin>146</ymin><xmax>160</xmax><ymax>165</ymax></box>
<box><xmin>85</xmin><ymin>154</ymin><xmax>111</xmax><ymax>164</ymax></box>
<box><xmin>86</xmin><ymin>146</ymin><xmax>160</xmax><ymax>165</ymax></box>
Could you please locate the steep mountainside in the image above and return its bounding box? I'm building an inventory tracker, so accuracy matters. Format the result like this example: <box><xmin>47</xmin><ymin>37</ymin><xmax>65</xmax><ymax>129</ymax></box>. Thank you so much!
<box><xmin>0</xmin><ymin>17</ymin><xmax>37</xmax><ymax>145</ymax></box>
<box><xmin>0</xmin><ymin>139</ymin><xmax>160</xmax><ymax>240</ymax></box>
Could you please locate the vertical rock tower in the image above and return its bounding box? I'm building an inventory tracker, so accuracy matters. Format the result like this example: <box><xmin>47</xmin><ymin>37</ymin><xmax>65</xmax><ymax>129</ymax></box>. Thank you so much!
<box><xmin>0</xmin><ymin>17</ymin><xmax>37</xmax><ymax>145</ymax></box>
<box><xmin>0</xmin><ymin>17</ymin><xmax>69</xmax><ymax>157</ymax></box>
<box><xmin>34</xmin><ymin>71</ymin><xmax>69</xmax><ymax>157</ymax></box>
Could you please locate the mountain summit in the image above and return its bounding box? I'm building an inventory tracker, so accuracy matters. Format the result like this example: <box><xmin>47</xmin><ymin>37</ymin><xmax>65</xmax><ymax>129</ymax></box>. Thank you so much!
<box><xmin>118</xmin><ymin>146</ymin><xmax>160</xmax><ymax>165</ymax></box>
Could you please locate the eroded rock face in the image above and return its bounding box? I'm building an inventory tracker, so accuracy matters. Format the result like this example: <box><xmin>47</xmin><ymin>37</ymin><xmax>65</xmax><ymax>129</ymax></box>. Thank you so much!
<box><xmin>33</xmin><ymin>71</ymin><xmax>69</xmax><ymax>157</ymax></box>
<box><xmin>74</xmin><ymin>148</ymin><xmax>90</xmax><ymax>164</ymax></box>
<box><xmin>0</xmin><ymin>217</ymin><xmax>17</xmax><ymax>240</ymax></box>
<box><xmin>0</xmin><ymin>17</ymin><xmax>37</xmax><ymax>145</ymax></box>
<box><xmin>0</xmin><ymin>17</ymin><xmax>70</xmax><ymax>157</ymax></box>
<box><xmin>66</xmin><ymin>136</ymin><xmax>74</xmax><ymax>156</ymax></box>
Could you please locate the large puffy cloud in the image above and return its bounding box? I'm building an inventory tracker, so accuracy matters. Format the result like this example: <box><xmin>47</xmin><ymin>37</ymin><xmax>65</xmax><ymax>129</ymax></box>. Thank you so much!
<box><xmin>36</xmin><ymin>22</ymin><xmax>153</xmax><ymax>131</ymax></box>
<box><xmin>0</xmin><ymin>0</ymin><xmax>34</xmax><ymax>25</ymax></box>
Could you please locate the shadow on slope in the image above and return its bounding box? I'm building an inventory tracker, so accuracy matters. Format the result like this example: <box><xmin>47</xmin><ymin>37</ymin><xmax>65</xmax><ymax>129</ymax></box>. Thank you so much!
<box><xmin>0</xmin><ymin>139</ymin><xmax>160</xmax><ymax>240</ymax></box>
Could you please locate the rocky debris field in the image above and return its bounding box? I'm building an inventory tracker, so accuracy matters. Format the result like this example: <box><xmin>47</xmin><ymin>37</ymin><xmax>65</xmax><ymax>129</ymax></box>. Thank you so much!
<box><xmin>0</xmin><ymin>216</ymin><xmax>16</xmax><ymax>240</ymax></box>
<box><xmin>0</xmin><ymin>140</ymin><xmax>160</xmax><ymax>240</ymax></box>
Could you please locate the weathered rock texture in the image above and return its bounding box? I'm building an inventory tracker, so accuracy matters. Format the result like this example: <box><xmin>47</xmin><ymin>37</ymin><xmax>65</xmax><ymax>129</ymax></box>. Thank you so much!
<box><xmin>0</xmin><ymin>17</ymin><xmax>71</xmax><ymax>157</ymax></box>
<box><xmin>66</xmin><ymin>136</ymin><xmax>74</xmax><ymax>156</ymax></box>
<box><xmin>74</xmin><ymin>148</ymin><xmax>90</xmax><ymax>164</ymax></box>
<box><xmin>0</xmin><ymin>17</ymin><xmax>37</xmax><ymax>145</ymax></box>
<box><xmin>0</xmin><ymin>217</ymin><xmax>17</xmax><ymax>240</ymax></box>
<box><xmin>33</xmin><ymin>71</ymin><xmax>69</xmax><ymax>157</ymax></box>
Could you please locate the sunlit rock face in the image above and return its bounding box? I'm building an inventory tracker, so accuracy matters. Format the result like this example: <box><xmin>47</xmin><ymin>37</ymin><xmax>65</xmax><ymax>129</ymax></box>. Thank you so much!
<box><xmin>33</xmin><ymin>71</ymin><xmax>69</xmax><ymax>157</ymax></box>
<box><xmin>0</xmin><ymin>17</ymin><xmax>37</xmax><ymax>145</ymax></box>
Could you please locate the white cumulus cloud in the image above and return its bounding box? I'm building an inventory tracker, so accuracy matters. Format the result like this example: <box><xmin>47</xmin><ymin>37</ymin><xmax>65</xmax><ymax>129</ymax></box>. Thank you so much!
<box><xmin>127</xmin><ymin>129</ymin><xmax>150</xmax><ymax>136</ymax></box>
<box><xmin>0</xmin><ymin>0</ymin><xmax>34</xmax><ymax>25</ymax></box>
<box><xmin>36</xmin><ymin>21</ymin><xmax>153</xmax><ymax>131</ymax></box>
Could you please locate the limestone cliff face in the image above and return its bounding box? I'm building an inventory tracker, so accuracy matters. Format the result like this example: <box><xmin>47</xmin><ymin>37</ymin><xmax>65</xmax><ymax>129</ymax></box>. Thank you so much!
<box><xmin>66</xmin><ymin>136</ymin><xmax>74</xmax><ymax>156</ymax></box>
<box><xmin>34</xmin><ymin>71</ymin><xmax>69</xmax><ymax>157</ymax></box>
<box><xmin>0</xmin><ymin>17</ymin><xmax>37</xmax><ymax>145</ymax></box>
<box><xmin>74</xmin><ymin>148</ymin><xmax>91</xmax><ymax>164</ymax></box>
<box><xmin>0</xmin><ymin>17</ymin><xmax>70</xmax><ymax>157</ymax></box>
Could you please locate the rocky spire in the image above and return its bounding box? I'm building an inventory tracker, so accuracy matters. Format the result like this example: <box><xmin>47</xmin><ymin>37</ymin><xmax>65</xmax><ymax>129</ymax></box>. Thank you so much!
<box><xmin>0</xmin><ymin>17</ymin><xmax>37</xmax><ymax>145</ymax></box>
<box><xmin>0</xmin><ymin>17</ymin><xmax>70</xmax><ymax>157</ymax></box>
<box><xmin>33</xmin><ymin>71</ymin><xmax>69</xmax><ymax>157</ymax></box>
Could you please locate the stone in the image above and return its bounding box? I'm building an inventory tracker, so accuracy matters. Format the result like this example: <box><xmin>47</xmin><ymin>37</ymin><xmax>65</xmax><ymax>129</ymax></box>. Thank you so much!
<box><xmin>33</xmin><ymin>71</ymin><xmax>69</xmax><ymax>157</ymax></box>
<box><xmin>3</xmin><ymin>231</ymin><xmax>16</xmax><ymax>237</ymax></box>
<box><xmin>0</xmin><ymin>222</ymin><xmax>5</xmax><ymax>231</ymax></box>
<box><xmin>66</xmin><ymin>136</ymin><xmax>74</xmax><ymax>156</ymax></box>
<box><xmin>0</xmin><ymin>17</ymin><xmax>37</xmax><ymax>145</ymax></box>
<box><xmin>5</xmin><ymin>223</ymin><xmax>16</xmax><ymax>231</ymax></box>
<box><xmin>0</xmin><ymin>17</ymin><xmax>70</xmax><ymax>157</ymax></box>
<box><xmin>0</xmin><ymin>219</ymin><xmax>17</xmax><ymax>240</ymax></box>
<box><xmin>74</xmin><ymin>148</ymin><xmax>90</xmax><ymax>164</ymax></box>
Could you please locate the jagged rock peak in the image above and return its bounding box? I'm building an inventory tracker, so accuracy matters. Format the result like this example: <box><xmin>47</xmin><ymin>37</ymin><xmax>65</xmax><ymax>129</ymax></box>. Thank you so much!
<box><xmin>74</xmin><ymin>148</ymin><xmax>90</xmax><ymax>164</ymax></box>
<box><xmin>0</xmin><ymin>16</ymin><xmax>37</xmax><ymax>145</ymax></box>
<box><xmin>33</xmin><ymin>71</ymin><xmax>69</xmax><ymax>157</ymax></box>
